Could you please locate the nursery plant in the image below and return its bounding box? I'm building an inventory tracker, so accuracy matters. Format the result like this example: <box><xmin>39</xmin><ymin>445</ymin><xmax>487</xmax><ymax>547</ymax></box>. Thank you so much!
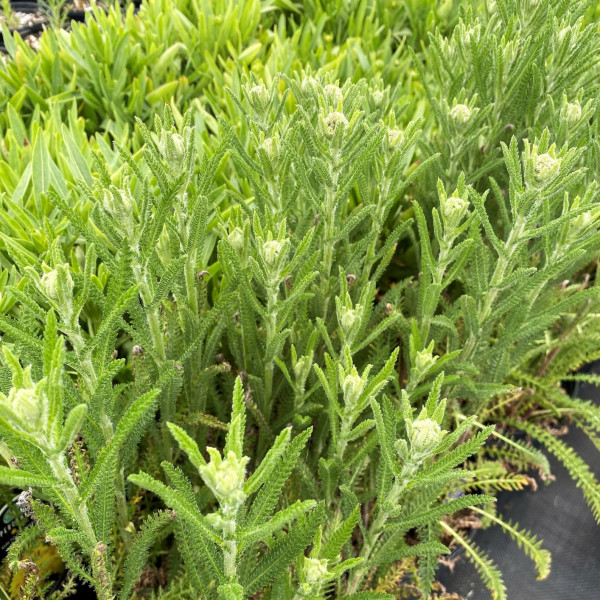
<box><xmin>0</xmin><ymin>1</ymin><xmax>598</xmax><ymax>599</ymax></box>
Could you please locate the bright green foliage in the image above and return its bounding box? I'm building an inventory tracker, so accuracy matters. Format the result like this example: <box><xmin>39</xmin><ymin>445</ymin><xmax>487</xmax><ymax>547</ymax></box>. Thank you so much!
<box><xmin>0</xmin><ymin>0</ymin><xmax>598</xmax><ymax>598</ymax></box>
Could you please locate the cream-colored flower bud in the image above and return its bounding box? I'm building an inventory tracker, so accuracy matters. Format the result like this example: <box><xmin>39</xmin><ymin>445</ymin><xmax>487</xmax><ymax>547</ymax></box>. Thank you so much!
<box><xmin>443</xmin><ymin>195</ymin><xmax>469</xmax><ymax>226</ymax></box>
<box><xmin>411</xmin><ymin>418</ymin><xmax>442</xmax><ymax>453</ymax></box>
<box><xmin>40</xmin><ymin>269</ymin><xmax>59</xmax><ymax>300</ymax></box>
<box><xmin>248</xmin><ymin>84</ymin><xmax>269</xmax><ymax>105</ymax></box>
<box><xmin>562</xmin><ymin>101</ymin><xmax>582</xmax><ymax>124</ymax></box>
<box><xmin>199</xmin><ymin>450</ymin><xmax>249</xmax><ymax>510</ymax></box>
<box><xmin>294</xmin><ymin>356</ymin><xmax>312</xmax><ymax>382</ymax></box>
<box><xmin>159</xmin><ymin>130</ymin><xmax>186</xmax><ymax>172</ymax></box>
<box><xmin>572</xmin><ymin>211</ymin><xmax>593</xmax><ymax>233</ymax></box>
<box><xmin>449</xmin><ymin>103</ymin><xmax>471</xmax><ymax>124</ymax></box>
<box><xmin>262</xmin><ymin>240</ymin><xmax>282</xmax><ymax>265</ymax></box>
<box><xmin>323</xmin><ymin>84</ymin><xmax>343</xmax><ymax>107</ymax></box>
<box><xmin>342</xmin><ymin>370</ymin><xmax>364</xmax><ymax>407</ymax></box>
<box><xmin>304</xmin><ymin>557</ymin><xmax>329</xmax><ymax>584</ymax></box>
<box><xmin>323</xmin><ymin>111</ymin><xmax>348</xmax><ymax>137</ymax></box>
<box><xmin>415</xmin><ymin>346</ymin><xmax>439</xmax><ymax>375</ymax></box>
<box><xmin>228</xmin><ymin>227</ymin><xmax>244</xmax><ymax>252</ymax></box>
<box><xmin>372</xmin><ymin>90</ymin><xmax>384</xmax><ymax>105</ymax></box>
<box><xmin>534</xmin><ymin>153</ymin><xmax>561</xmax><ymax>181</ymax></box>
<box><xmin>387</xmin><ymin>128</ymin><xmax>404</xmax><ymax>149</ymax></box>
<box><xmin>339</xmin><ymin>305</ymin><xmax>360</xmax><ymax>334</ymax></box>
<box><xmin>260</xmin><ymin>135</ymin><xmax>280</xmax><ymax>162</ymax></box>
<box><xmin>8</xmin><ymin>387</ymin><xmax>42</xmax><ymax>429</ymax></box>
<box><xmin>40</xmin><ymin>265</ymin><xmax>74</xmax><ymax>317</ymax></box>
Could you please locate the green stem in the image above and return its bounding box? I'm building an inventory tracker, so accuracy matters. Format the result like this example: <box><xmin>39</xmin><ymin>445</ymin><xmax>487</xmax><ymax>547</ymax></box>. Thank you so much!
<box><xmin>320</xmin><ymin>148</ymin><xmax>340</xmax><ymax>320</ymax></box>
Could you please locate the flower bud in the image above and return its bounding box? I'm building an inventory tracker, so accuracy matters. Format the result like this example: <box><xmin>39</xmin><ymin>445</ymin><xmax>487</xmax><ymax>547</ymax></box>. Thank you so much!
<box><xmin>40</xmin><ymin>264</ymin><xmax>74</xmax><ymax>322</ymax></box>
<box><xmin>443</xmin><ymin>195</ymin><xmax>469</xmax><ymax>227</ymax></box>
<box><xmin>294</xmin><ymin>355</ymin><xmax>312</xmax><ymax>383</ymax></box>
<box><xmin>262</xmin><ymin>240</ymin><xmax>282</xmax><ymax>266</ymax></box>
<box><xmin>9</xmin><ymin>386</ymin><xmax>42</xmax><ymax>429</ymax></box>
<box><xmin>387</xmin><ymin>128</ymin><xmax>404</xmax><ymax>149</ymax></box>
<box><xmin>323</xmin><ymin>111</ymin><xmax>348</xmax><ymax>137</ymax></box>
<box><xmin>534</xmin><ymin>152</ymin><xmax>561</xmax><ymax>182</ymax></box>
<box><xmin>228</xmin><ymin>227</ymin><xmax>244</xmax><ymax>252</ymax></box>
<box><xmin>339</xmin><ymin>306</ymin><xmax>360</xmax><ymax>334</ymax></box>
<box><xmin>342</xmin><ymin>370</ymin><xmax>364</xmax><ymax>408</ymax></box>
<box><xmin>248</xmin><ymin>84</ymin><xmax>269</xmax><ymax>106</ymax></box>
<box><xmin>199</xmin><ymin>450</ymin><xmax>249</xmax><ymax>512</ymax></box>
<box><xmin>159</xmin><ymin>130</ymin><xmax>186</xmax><ymax>173</ymax></box>
<box><xmin>260</xmin><ymin>134</ymin><xmax>280</xmax><ymax>162</ymax></box>
<box><xmin>410</xmin><ymin>417</ymin><xmax>443</xmax><ymax>453</ymax></box>
<box><xmin>571</xmin><ymin>211</ymin><xmax>593</xmax><ymax>234</ymax></box>
<box><xmin>323</xmin><ymin>84</ymin><xmax>343</xmax><ymax>107</ymax></box>
<box><xmin>561</xmin><ymin>100</ymin><xmax>582</xmax><ymax>124</ymax></box>
<box><xmin>304</xmin><ymin>557</ymin><xmax>329</xmax><ymax>584</ymax></box>
<box><xmin>449</xmin><ymin>103</ymin><xmax>471</xmax><ymax>124</ymax></box>
<box><xmin>414</xmin><ymin>346</ymin><xmax>439</xmax><ymax>376</ymax></box>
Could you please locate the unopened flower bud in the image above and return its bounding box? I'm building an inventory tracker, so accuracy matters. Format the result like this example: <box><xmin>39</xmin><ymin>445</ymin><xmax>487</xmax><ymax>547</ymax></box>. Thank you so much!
<box><xmin>572</xmin><ymin>211</ymin><xmax>593</xmax><ymax>233</ymax></box>
<box><xmin>159</xmin><ymin>130</ymin><xmax>186</xmax><ymax>173</ymax></box>
<box><xmin>228</xmin><ymin>227</ymin><xmax>244</xmax><ymax>252</ymax></box>
<box><xmin>562</xmin><ymin>101</ymin><xmax>582</xmax><ymax>124</ymax></box>
<box><xmin>387</xmin><ymin>128</ymin><xmax>404</xmax><ymax>149</ymax></box>
<box><xmin>534</xmin><ymin>153</ymin><xmax>561</xmax><ymax>181</ymax></box>
<box><xmin>415</xmin><ymin>347</ymin><xmax>439</xmax><ymax>375</ymax></box>
<box><xmin>262</xmin><ymin>240</ymin><xmax>282</xmax><ymax>265</ymax></box>
<box><xmin>260</xmin><ymin>135</ymin><xmax>280</xmax><ymax>162</ymax></box>
<box><xmin>449</xmin><ymin>103</ymin><xmax>471</xmax><ymax>124</ymax></box>
<box><xmin>339</xmin><ymin>306</ymin><xmax>359</xmax><ymax>333</ymax></box>
<box><xmin>323</xmin><ymin>111</ymin><xmax>348</xmax><ymax>137</ymax></box>
<box><xmin>342</xmin><ymin>371</ymin><xmax>364</xmax><ymax>407</ymax></box>
<box><xmin>199</xmin><ymin>449</ymin><xmax>249</xmax><ymax>511</ymax></box>
<box><xmin>248</xmin><ymin>84</ymin><xmax>269</xmax><ymax>106</ymax></box>
<box><xmin>411</xmin><ymin>418</ymin><xmax>442</xmax><ymax>453</ymax></box>
<box><xmin>9</xmin><ymin>387</ymin><xmax>42</xmax><ymax>429</ymax></box>
<box><xmin>443</xmin><ymin>195</ymin><xmax>469</xmax><ymax>227</ymax></box>
<box><xmin>40</xmin><ymin>265</ymin><xmax>74</xmax><ymax>321</ymax></box>
<box><xmin>304</xmin><ymin>557</ymin><xmax>329</xmax><ymax>584</ymax></box>
<box><xmin>294</xmin><ymin>356</ymin><xmax>312</xmax><ymax>382</ymax></box>
<box><xmin>323</xmin><ymin>84</ymin><xmax>343</xmax><ymax>107</ymax></box>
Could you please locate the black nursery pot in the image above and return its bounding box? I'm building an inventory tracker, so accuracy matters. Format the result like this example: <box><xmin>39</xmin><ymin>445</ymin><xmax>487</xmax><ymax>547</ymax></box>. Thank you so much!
<box><xmin>2</xmin><ymin>2</ymin><xmax>47</xmax><ymax>35</ymax></box>
<box><xmin>0</xmin><ymin>2</ymin><xmax>47</xmax><ymax>53</ymax></box>
<box><xmin>437</xmin><ymin>362</ymin><xmax>600</xmax><ymax>599</ymax></box>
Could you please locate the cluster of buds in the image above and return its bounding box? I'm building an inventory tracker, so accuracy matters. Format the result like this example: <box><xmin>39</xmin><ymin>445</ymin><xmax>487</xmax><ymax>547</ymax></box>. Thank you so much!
<box><xmin>158</xmin><ymin>126</ymin><xmax>191</xmax><ymax>176</ymax></box>
<box><xmin>321</xmin><ymin>110</ymin><xmax>349</xmax><ymax>138</ymax></box>
<box><xmin>387</xmin><ymin>127</ymin><xmax>404</xmax><ymax>150</ymax></box>
<box><xmin>0</xmin><ymin>348</ymin><xmax>49</xmax><ymax>445</ymax></box>
<box><xmin>262</xmin><ymin>240</ymin><xmax>282</xmax><ymax>266</ymax></box>
<box><xmin>228</xmin><ymin>227</ymin><xmax>245</xmax><ymax>253</ymax></box>
<box><xmin>246</xmin><ymin>83</ymin><xmax>269</xmax><ymax>107</ymax></box>
<box><xmin>297</xmin><ymin>557</ymin><xmax>331</xmax><ymax>598</ymax></box>
<box><xmin>438</xmin><ymin>177</ymin><xmax>470</xmax><ymax>235</ymax></box>
<box><xmin>524</xmin><ymin>139</ymin><xmax>562</xmax><ymax>187</ymax></box>
<box><xmin>339</xmin><ymin>366</ymin><xmax>367</xmax><ymax>412</ymax></box>
<box><xmin>33</xmin><ymin>263</ymin><xmax>75</xmax><ymax>325</ymax></box>
<box><xmin>442</xmin><ymin>193</ymin><xmax>470</xmax><ymax>230</ymax></box>
<box><xmin>322</xmin><ymin>84</ymin><xmax>343</xmax><ymax>108</ymax></box>
<box><xmin>199</xmin><ymin>448</ymin><xmax>249</xmax><ymax>517</ymax></box>
<box><xmin>449</xmin><ymin>103</ymin><xmax>472</xmax><ymax>125</ymax></box>
<box><xmin>414</xmin><ymin>342</ymin><xmax>440</xmax><ymax>380</ymax></box>
<box><xmin>335</xmin><ymin>295</ymin><xmax>363</xmax><ymax>349</ymax></box>
<box><xmin>259</xmin><ymin>132</ymin><xmax>281</xmax><ymax>163</ymax></box>
<box><xmin>408</xmin><ymin>409</ymin><xmax>446</xmax><ymax>456</ymax></box>
<box><xmin>560</xmin><ymin>97</ymin><xmax>582</xmax><ymax>125</ymax></box>
<box><xmin>101</xmin><ymin>181</ymin><xmax>137</xmax><ymax>242</ymax></box>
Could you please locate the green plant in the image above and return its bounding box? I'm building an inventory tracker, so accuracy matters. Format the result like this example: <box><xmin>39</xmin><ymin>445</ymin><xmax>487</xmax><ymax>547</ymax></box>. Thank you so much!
<box><xmin>0</xmin><ymin>1</ymin><xmax>599</xmax><ymax>599</ymax></box>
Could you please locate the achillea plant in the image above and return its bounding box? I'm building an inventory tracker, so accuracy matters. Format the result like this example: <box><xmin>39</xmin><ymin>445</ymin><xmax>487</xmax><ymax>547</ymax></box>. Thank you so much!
<box><xmin>0</xmin><ymin>1</ymin><xmax>598</xmax><ymax>599</ymax></box>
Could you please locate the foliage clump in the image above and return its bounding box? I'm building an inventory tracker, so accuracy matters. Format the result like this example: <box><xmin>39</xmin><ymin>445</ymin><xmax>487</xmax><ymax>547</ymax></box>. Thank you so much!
<box><xmin>0</xmin><ymin>1</ymin><xmax>599</xmax><ymax>599</ymax></box>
